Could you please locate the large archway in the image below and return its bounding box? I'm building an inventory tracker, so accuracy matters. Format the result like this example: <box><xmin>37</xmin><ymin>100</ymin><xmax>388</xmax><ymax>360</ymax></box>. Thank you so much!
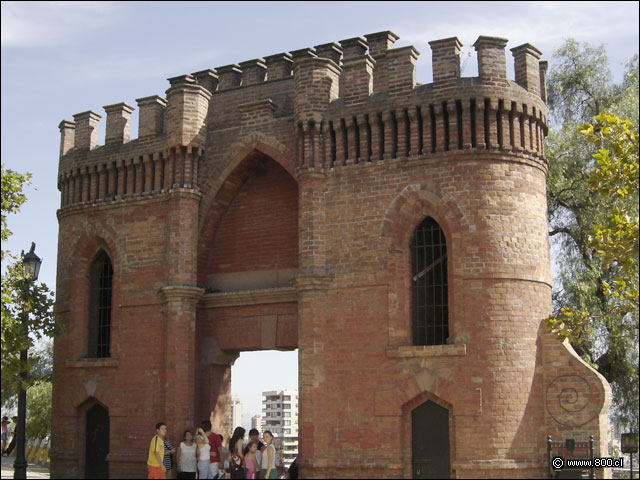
<box><xmin>196</xmin><ymin>151</ymin><xmax>299</xmax><ymax>432</ymax></box>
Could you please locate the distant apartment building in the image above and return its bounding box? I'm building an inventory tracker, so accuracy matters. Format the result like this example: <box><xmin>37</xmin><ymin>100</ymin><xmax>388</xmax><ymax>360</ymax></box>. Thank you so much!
<box><xmin>251</xmin><ymin>415</ymin><xmax>262</xmax><ymax>434</ymax></box>
<box><xmin>261</xmin><ymin>390</ymin><xmax>298</xmax><ymax>467</ymax></box>
<box><xmin>231</xmin><ymin>398</ymin><xmax>243</xmax><ymax>432</ymax></box>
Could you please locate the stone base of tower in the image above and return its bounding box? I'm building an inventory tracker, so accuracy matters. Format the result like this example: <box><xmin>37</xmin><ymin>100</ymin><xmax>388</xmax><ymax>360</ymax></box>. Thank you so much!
<box><xmin>294</xmin><ymin>325</ymin><xmax>611</xmax><ymax>480</ymax></box>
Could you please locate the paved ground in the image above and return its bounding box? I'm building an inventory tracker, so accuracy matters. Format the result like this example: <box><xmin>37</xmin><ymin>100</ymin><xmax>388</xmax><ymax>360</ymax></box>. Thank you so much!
<box><xmin>0</xmin><ymin>455</ymin><xmax>49</xmax><ymax>479</ymax></box>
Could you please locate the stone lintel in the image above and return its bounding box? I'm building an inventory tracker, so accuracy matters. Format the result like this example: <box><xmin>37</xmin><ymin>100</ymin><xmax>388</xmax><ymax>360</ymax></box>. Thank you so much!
<box><xmin>386</xmin><ymin>344</ymin><xmax>467</xmax><ymax>358</ymax></box>
<box><xmin>201</xmin><ymin>287</ymin><xmax>297</xmax><ymax>308</ymax></box>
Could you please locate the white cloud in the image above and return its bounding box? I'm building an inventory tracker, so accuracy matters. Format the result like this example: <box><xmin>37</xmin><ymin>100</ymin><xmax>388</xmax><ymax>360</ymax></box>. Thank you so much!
<box><xmin>392</xmin><ymin>1</ymin><xmax>638</xmax><ymax>83</ymax></box>
<box><xmin>28</xmin><ymin>48</ymin><xmax>230</xmax><ymax>85</ymax></box>
<box><xmin>1</xmin><ymin>1</ymin><xmax>120</xmax><ymax>47</ymax></box>
<box><xmin>398</xmin><ymin>1</ymin><xmax>638</xmax><ymax>56</ymax></box>
<box><xmin>82</xmin><ymin>50</ymin><xmax>230</xmax><ymax>82</ymax></box>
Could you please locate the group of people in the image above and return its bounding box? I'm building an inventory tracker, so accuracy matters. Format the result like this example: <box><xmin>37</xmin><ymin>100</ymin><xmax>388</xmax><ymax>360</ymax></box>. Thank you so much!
<box><xmin>1</xmin><ymin>416</ymin><xmax>18</xmax><ymax>457</ymax></box>
<box><xmin>148</xmin><ymin>412</ymin><xmax>280</xmax><ymax>480</ymax></box>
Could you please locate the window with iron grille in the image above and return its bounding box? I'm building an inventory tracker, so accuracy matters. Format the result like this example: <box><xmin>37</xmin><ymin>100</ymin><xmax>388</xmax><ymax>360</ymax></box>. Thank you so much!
<box><xmin>411</xmin><ymin>217</ymin><xmax>448</xmax><ymax>345</ymax></box>
<box><xmin>88</xmin><ymin>251</ymin><xmax>113</xmax><ymax>358</ymax></box>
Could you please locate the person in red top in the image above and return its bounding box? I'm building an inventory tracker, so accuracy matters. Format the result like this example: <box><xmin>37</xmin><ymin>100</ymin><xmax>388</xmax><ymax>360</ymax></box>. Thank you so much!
<box><xmin>201</xmin><ymin>412</ymin><xmax>223</xmax><ymax>479</ymax></box>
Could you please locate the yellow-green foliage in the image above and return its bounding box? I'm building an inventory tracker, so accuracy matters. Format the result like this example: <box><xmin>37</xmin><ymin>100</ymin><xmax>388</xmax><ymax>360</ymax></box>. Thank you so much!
<box><xmin>545</xmin><ymin>113</ymin><xmax>639</xmax><ymax>341</ymax></box>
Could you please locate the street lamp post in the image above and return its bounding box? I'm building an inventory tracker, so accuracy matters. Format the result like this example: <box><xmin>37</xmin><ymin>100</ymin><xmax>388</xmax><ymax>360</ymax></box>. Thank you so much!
<box><xmin>621</xmin><ymin>433</ymin><xmax>638</xmax><ymax>479</ymax></box>
<box><xmin>13</xmin><ymin>243</ymin><xmax>41</xmax><ymax>480</ymax></box>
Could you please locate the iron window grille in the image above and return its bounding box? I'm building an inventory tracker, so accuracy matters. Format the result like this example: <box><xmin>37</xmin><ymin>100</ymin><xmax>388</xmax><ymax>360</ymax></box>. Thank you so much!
<box><xmin>88</xmin><ymin>252</ymin><xmax>113</xmax><ymax>358</ymax></box>
<box><xmin>411</xmin><ymin>217</ymin><xmax>448</xmax><ymax>345</ymax></box>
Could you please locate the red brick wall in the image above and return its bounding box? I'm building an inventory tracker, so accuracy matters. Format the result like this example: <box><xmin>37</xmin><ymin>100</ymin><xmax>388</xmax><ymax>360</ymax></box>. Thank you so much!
<box><xmin>209</xmin><ymin>159</ymin><xmax>298</xmax><ymax>276</ymax></box>
<box><xmin>52</xmin><ymin>200</ymin><xmax>172</xmax><ymax>479</ymax></box>
<box><xmin>53</xmin><ymin>31</ymin><xmax>610</xmax><ymax>479</ymax></box>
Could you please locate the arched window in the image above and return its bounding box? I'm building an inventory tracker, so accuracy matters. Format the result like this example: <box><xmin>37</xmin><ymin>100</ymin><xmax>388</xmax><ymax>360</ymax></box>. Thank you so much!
<box><xmin>88</xmin><ymin>251</ymin><xmax>113</xmax><ymax>358</ymax></box>
<box><xmin>411</xmin><ymin>217</ymin><xmax>448</xmax><ymax>345</ymax></box>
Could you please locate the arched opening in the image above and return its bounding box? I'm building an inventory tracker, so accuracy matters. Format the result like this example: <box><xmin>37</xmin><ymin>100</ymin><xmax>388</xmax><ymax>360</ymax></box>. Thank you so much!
<box><xmin>84</xmin><ymin>403</ymin><xmax>109</xmax><ymax>479</ymax></box>
<box><xmin>199</xmin><ymin>151</ymin><xmax>298</xmax><ymax>292</ymax></box>
<box><xmin>412</xmin><ymin>400</ymin><xmax>450</xmax><ymax>478</ymax></box>
<box><xmin>196</xmin><ymin>151</ymin><xmax>300</xmax><ymax>465</ymax></box>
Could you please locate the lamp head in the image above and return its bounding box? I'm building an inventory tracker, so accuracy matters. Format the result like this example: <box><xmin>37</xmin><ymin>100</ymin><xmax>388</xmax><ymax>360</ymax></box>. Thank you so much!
<box><xmin>21</xmin><ymin>242</ymin><xmax>42</xmax><ymax>280</ymax></box>
<box><xmin>621</xmin><ymin>433</ymin><xmax>638</xmax><ymax>454</ymax></box>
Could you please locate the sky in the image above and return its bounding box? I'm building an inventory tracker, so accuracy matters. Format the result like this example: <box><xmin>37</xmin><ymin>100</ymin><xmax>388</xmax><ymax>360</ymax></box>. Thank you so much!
<box><xmin>1</xmin><ymin>1</ymin><xmax>639</xmax><ymax>426</ymax></box>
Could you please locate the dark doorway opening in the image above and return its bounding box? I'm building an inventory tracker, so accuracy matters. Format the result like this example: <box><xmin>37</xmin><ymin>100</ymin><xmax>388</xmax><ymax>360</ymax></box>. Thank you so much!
<box><xmin>85</xmin><ymin>403</ymin><xmax>109</xmax><ymax>479</ymax></box>
<box><xmin>412</xmin><ymin>400</ymin><xmax>450</xmax><ymax>479</ymax></box>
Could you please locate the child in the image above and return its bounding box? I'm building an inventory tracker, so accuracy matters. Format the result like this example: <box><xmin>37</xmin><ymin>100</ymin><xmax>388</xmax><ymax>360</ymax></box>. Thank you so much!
<box><xmin>1</xmin><ymin>417</ymin><xmax>9</xmax><ymax>455</ymax></box>
<box><xmin>244</xmin><ymin>441</ymin><xmax>259</xmax><ymax>479</ymax></box>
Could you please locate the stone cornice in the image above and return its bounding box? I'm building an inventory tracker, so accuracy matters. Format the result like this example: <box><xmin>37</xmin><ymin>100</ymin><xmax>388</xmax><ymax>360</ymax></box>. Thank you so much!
<box><xmin>57</xmin><ymin>188</ymin><xmax>202</xmax><ymax>220</ymax></box>
<box><xmin>291</xmin><ymin>274</ymin><xmax>335</xmax><ymax>291</ymax></box>
<box><xmin>295</xmin><ymin>167</ymin><xmax>328</xmax><ymax>182</ymax></box>
<box><xmin>159</xmin><ymin>285</ymin><xmax>205</xmax><ymax>302</ymax></box>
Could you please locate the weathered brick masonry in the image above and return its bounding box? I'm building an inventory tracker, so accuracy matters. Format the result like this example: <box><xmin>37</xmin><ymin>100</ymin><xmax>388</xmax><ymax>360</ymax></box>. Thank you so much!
<box><xmin>52</xmin><ymin>31</ymin><xmax>611</xmax><ymax>478</ymax></box>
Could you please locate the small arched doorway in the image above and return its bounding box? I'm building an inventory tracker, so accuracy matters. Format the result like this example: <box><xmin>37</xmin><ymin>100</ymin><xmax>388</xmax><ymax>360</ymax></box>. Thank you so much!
<box><xmin>412</xmin><ymin>400</ymin><xmax>450</xmax><ymax>478</ymax></box>
<box><xmin>85</xmin><ymin>403</ymin><xmax>109</xmax><ymax>479</ymax></box>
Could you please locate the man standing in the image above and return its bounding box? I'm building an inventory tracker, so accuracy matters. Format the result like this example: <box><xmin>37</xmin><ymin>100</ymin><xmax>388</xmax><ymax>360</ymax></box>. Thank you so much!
<box><xmin>201</xmin><ymin>411</ymin><xmax>223</xmax><ymax>479</ymax></box>
<box><xmin>148</xmin><ymin>422</ymin><xmax>168</xmax><ymax>479</ymax></box>
<box><xmin>3</xmin><ymin>416</ymin><xmax>18</xmax><ymax>456</ymax></box>
<box><xmin>163</xmin><ymin>436</ymin><xmax>176</xmax><ymax>479</ymax></box>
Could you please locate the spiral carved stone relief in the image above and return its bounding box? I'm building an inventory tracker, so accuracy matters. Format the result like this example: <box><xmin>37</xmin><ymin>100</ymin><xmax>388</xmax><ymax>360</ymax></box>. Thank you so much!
<box><xmin>545</xmin><ymin>375</ymin><xmax>598</xmax><ymax>427</ymax></box>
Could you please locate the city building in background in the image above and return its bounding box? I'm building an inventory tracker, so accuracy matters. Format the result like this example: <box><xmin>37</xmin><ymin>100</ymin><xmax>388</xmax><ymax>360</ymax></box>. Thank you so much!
<box><xmin>231</xmin><ymin>398</ymin><xmax>243</xmax><ymax>432</ymax></box>
<box><xmin>262</xmin><ymin>390</ymin><xmax>298</xmax><ymax>467</ymax></box>
<box><xmin>251</xmin><ymin>415</ymin><xmax>262</xmax><ymax>434</ymax></box>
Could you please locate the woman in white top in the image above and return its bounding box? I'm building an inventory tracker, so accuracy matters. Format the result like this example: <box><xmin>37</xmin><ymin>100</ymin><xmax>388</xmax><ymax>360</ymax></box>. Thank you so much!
<box><xmin>195</xmin><ymin>427</ymin><xmax>212</xmax><ymax>479</ymax></box>
<box><xmin>176</xmin><ymin>430</ymin><xmax>197</xmax><ymax>479</ymax></box>
<box><xmin>260</xmin><ymin>431</ymin><xmax>278</xmax><ymax>479</ymax></box>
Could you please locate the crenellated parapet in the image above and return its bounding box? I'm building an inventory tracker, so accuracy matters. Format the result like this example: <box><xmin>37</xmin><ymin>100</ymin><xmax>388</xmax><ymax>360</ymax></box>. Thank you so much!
<box><xmin>136</xmin><ymin>95</ymin><xmax>167</xmax><ymax>139</ymax></box>
<box><xmin>57</xmin><ymin>30</ymin><xmax>548</xmax><ymax>211</ymax></box>
<box><xmin>57</xmin><ymin>146</ymin><xmax>205</xmax><ymax>211</ymax></box>
<box><xmin>291</xmin><ymin>33</ymin><xmax>548</xmax><ymax>171</ymax></box>
<box><xmin>293</xmin><ymin>53</ymin><xmax>341</xmax><ymax>168</ymax></box>
<box><xmin>365</xmin><ymin>31</ymin><xmax>400</xmax><ymax>93</ymax></box>
<box><xmin>57</xmin><ymin>72</ymin><xmax>211</xmax><ymax>211</ymax></box>
<box><xmin>165</xmin><ymin>74</ymin><xmax>211</xmax><ymax>147</ymax></box>
<box><xmin>104</xmin><ymin>102</ymin><xmax>135</xmax><ymax>145</ymax></box>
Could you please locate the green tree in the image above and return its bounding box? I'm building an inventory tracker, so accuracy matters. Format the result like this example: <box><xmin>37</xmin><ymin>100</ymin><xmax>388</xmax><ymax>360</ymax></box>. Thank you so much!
<box><xmin>25</xmin><ymin>380</ymin><xmax>52</xmax><ymax>439</ymax></box>
<box><xmin>1</xmin><ymin>163</ymin><xmax>59</xmax><ymax>433</ymax></box>
<box><xmin>2</xmin><ymin>339</ymin><xmax>54</xmax><ymax>442</ymax></box>
<box><xmin>583</xmin><ymin>113</ymin><xmax>639</xmax><ymax>317</ymax></box>
<box><xmin>545</xmin><ymin>40</ymin><xmax>639</xmax><ymax>431</ymax></box>
<box><xmin>1</xmin><ymin>164</ymin><xmax>31</xmax><ymax>262</ymax></box>
<box><xmin>1</xmin><ymin>261</ymin><xmax>57</xmax><ymax>377</ymax></box>
<box><xmin>1</xmin><ymin>338</ymin><xmax>53</xmax><ymax>411</ymax></box>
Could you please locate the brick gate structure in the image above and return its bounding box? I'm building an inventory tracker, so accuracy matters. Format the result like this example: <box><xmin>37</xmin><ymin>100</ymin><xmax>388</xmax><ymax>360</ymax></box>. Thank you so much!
<box><xmin>52</xmin><ymin>31</ymin><xmax>611</xmax><ymax>478</ymax></box>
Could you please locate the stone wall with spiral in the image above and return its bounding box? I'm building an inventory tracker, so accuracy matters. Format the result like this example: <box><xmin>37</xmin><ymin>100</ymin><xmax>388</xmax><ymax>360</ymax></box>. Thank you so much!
<box><xmin>540</xmin><ymin>326</ymin><xmax>611</xmax><ymax>460</ymax></box>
